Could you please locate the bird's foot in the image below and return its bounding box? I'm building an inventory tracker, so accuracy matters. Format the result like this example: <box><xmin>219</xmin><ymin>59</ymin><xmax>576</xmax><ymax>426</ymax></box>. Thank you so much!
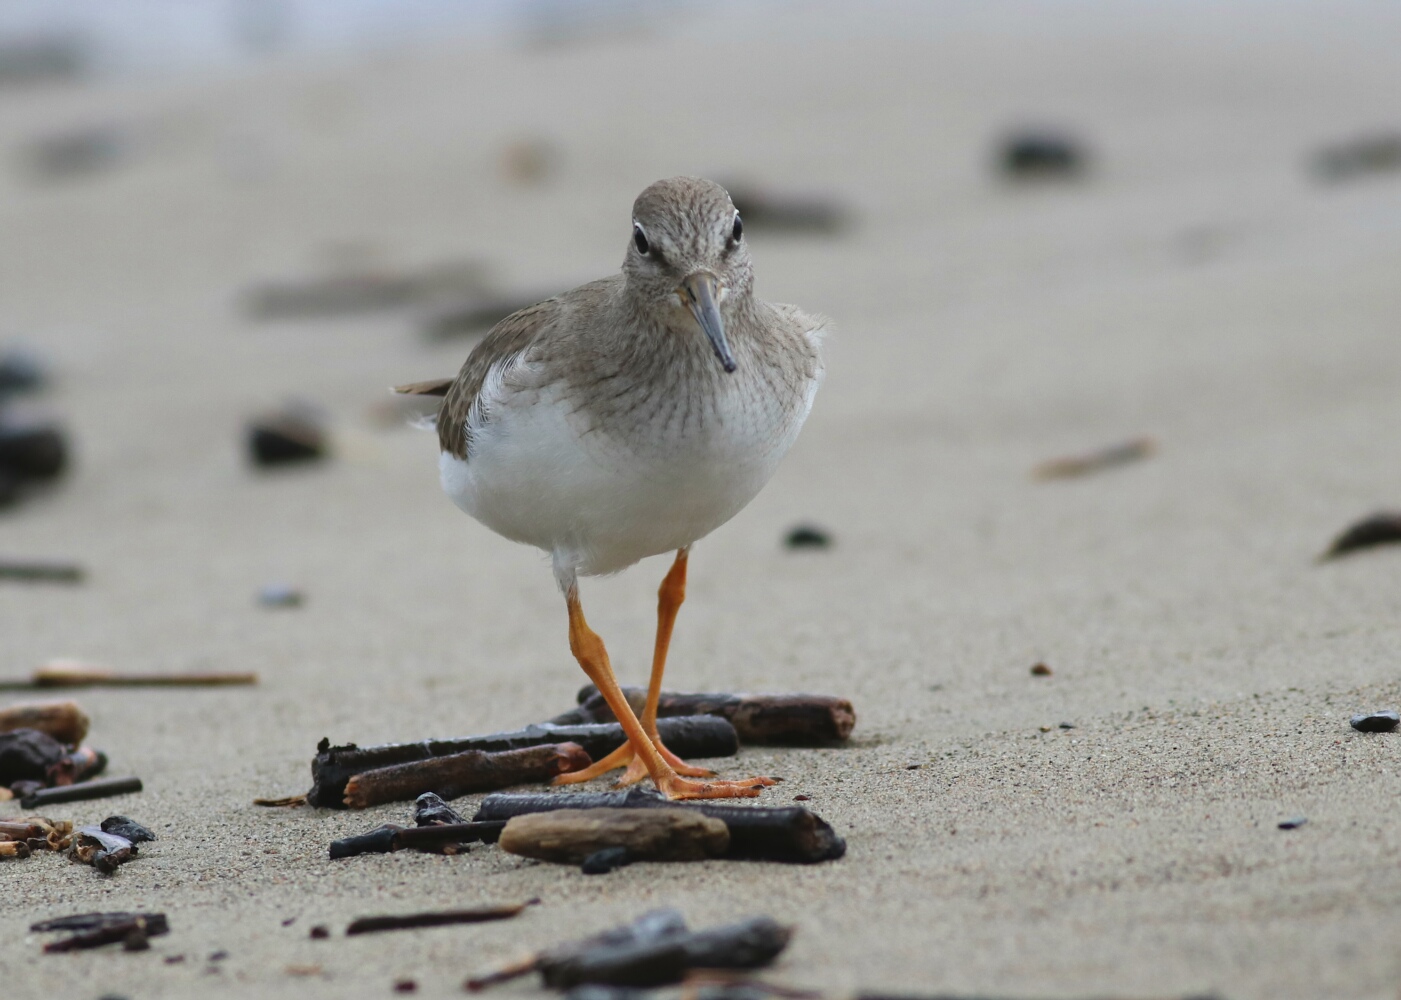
<box><xmin>654</xmin><ymin>773</ymin><xmax>777</xmax><ymax>801</ymax></box>
<box><xmin>554</xmin><ymin>734</ymin><xmax>715</xmax><ymax>786</ymax></box>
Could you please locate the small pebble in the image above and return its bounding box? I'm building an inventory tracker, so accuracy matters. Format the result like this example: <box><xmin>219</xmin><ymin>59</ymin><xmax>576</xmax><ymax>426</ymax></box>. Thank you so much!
<box><xmin>1278</xmin><ymin>817</ymin><xmax>1308</xmax><ymax>830</ymax></box>
<box><xmin>1058</xmin><ymin>722</ymin><xmax>1075</xmax><ymax>730</ymax></box>
<box><xmin>580</xmin><ymin>846</ymin><xmax>632</xmax><ymax>875</ymax></box>
<box><xmin>258</xmin><ymin>584</ymin><xmax>305</xmax><ymax>608</ymax></box>
<box><xmin>0</xmin><ymin>349</ymin><xmax>48</xmax><ymax>394</ymax></box>
<box><xmin>209</xmin><ymin>950</ymin><xmax>229</xmax><ymax>961</ymax></box>
<box><xmin>246</xmin><ymin>408</ymin><xmax>327</xmax><ymax>467</ymax></box>
<box><xmin>394</xmin><ymin>979</ymin><xmax>419</xmax><ymax>994</ymax></box>
<box><xmin>1349</xmin><ymin>710</ymin><xmax>1399</xmax><ymax>733</ymax></box>
<box><xmin>1030</xmin><ymin>662</ymin><xmax>1052</xmax><ymax>676</ymax></box>
<box><xmin>999</xmin><ymin>130</ymin><xmax>1087</xmax><ymax>179</ymax></box>
<box><xmin>784</xmin><ymin>524</ymin><xmax>831</xmax><ymax>550</ymax></box>
<box><xmin>309</xmin><ymin>925</ymin><xmax>330</xmax><ymax>939</ymax></box>
<box><xmin>280</xmin><ymin>917</ymin><xmax>296</xmax><ymax>927</ymax></box>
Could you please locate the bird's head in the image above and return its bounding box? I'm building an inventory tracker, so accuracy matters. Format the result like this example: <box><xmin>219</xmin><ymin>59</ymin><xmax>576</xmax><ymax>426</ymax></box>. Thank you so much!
<box><xmin>622</xmin><ymin>176</ymin><xmax>752</xmax><ymax>374</ymax></box>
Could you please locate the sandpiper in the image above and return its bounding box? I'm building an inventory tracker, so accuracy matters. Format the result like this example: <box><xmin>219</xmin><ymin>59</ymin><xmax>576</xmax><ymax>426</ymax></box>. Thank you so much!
<box><xmin>396</xmin><ymin>177</ymin><xmax>824</xmax><ymax>800</ymax></box>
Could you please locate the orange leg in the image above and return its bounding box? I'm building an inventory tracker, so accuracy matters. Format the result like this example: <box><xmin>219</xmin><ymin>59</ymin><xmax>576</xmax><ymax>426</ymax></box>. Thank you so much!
<box><xmin>552</xmin><ymin>564</ymin><xmax>771</xmax><ymax>801</ymax></box>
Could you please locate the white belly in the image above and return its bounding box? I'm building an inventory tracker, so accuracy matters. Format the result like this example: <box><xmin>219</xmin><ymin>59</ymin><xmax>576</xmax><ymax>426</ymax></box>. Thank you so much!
<box><xmin>440</xmin><ymin>378</ymin><xmax>809</xmax><ymax>576</ymax></box>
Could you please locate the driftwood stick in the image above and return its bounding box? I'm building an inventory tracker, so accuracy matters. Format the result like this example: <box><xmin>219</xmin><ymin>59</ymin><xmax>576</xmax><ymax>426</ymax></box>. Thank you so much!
<box><xmin>0</xmin><ymin>819</ymin><xmax>46</xmax><ymax>841</ymax></box>
<box><xmin>554</xmin><ymin>686</ymin><xmax>855</xmax><ymax>745</ymax></box>
<box><xmin>499</xmin><ymin>808</ymin><xmax>729</xmax><ymax>864</ymax></box>
<box><xmin>308</xmin><ymin>717</ymin><xmax>738</xmax><ymax>809</ymax></box>
<box><xmin>541</xmin><ymin>916</ymin><xmax>792</xmax><ymax>989</ymax></box>
<box><xmin>342</xmin><ymin>743</ymin><xmax>591</xmax><ymax>809</ymax></box>
<box><xmin>38</xmin><ymin>913</ymin><xmax>168</xmax><ymax>952</ymax></box>
<box><xmin>1320</xmin><ymin>510</ymin><xmax>1401</xmax><ymax>560</ymax></box>
<box><xmin>1032</xmin><ymin>436</ymin><xmax>1156</xmax><ymax>480</ymax></box>
<box><xmin>465</xmin><ymin>909</ymin><xmax>688</xmax><ymax>992</ymax></box>
<box><xmin>27</xmin><ymin>662</ymin><xmax>258</xmax><ymax>688</ymax></box>
<box><xmin>345</xmin><ymin>900</ymin><xmax>537</xmax><ymax>936</ymax></box>
<box><xmin>0</xmin><ymin>840</ymin><xmax>31</xmax><ymax>858</ymax></box>
<box><xmin>329</xmin><ymin>821</ymin><xmax>508</xmax><ymax>859</ymax></box>
<box><xmin>329</xmin><ymin>824</ymin><xmax>403</xmax><ymax>860</ymax></box>
<box><xmin>473</xmin><ymin>787</ymin><xmax>845</xmax><ymax>864</ymax></box>
<box><xmin>0</xmin><ymin>700</ymin><xmax>89</xmax><ymax>743</ymax></box>
<box><xmin>20</xmin><ymin>776</ymin><xmax>142</xmax><ymax>809</ymax></box>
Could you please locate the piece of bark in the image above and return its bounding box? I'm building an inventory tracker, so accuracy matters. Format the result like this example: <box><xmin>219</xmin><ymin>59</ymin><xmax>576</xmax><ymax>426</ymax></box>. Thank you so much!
<box><xmin>473</xmin><ymin>787</ymin><xmax>846</xmax><ymax>864</ymax></box>
<box><xmin>0</xmin><ymin>700</ymin><xmax>89</xmax><ymax>743</ymax></box>
<box><xmin>393</xmin><ymin>821</ymin><xmax>505</xmax><ymax>852</ymax></box>
<box><xmin>466</xmin><ymin>909</ymin><xmax>688</xmax><ymax>991</ymax></box>
<box><xmin>500</xmin><ymin>808</ymin><xmax>729</xmax><ymax>864</ymax></box>
<box><xmin>0</xmin><ymin>819</ymin><xmax>47</xmax><ymax>840</ymax></box>
<box><xmin>0</xmin><ymin>839</ymin><xmax>31</xmax><ymax>858</ymax></box>
<box><xmin>345</xmin><ymin>900</ymin><xmax>537</xmax><ymax>936</ymax></box>
<box><xmin>253</xmin><ymin>794</ymin><xmax>307</xmax><ymax>807</ymax></box>
<box><xmin>0</xmin><ymin>728</ymin><xmax>66</xmax><ymax>784</ymax></box>
<box><xmin>343</xmin><ymin>742</ymin><xmax>592</xmax><ymax>809</ymax></box>
<box><xmin>23</xmin><ymin>661</ymin><xmax>258</xmax><ymax>688</ymax></box>
<box><xmin>1032</xmin><ymin>436</ymin><xmax>1156</xmax><ymax>480</ymax></box>
<box><xmin>542</xmin><ymin>916</ymin><xmax>792</xmax><ymax>989</ymax></box>
<box><xmin>308</xmin><ymin>717</ymin><xmax>738</xmax><ymax>809</ymax></box>
<box><xmin>37</xmin><ymin>913</ymin><xmax>168</xmax><ymax>952</ymax></box>
<box><xmin>329</xmin><ymin>823</ymin><xmax>403</xmax><ymax>860</ymax></box>
<box><xmin>0</xmin><ymin>560</ymin><xmax>83</xmax><ymax>583</ymax></box>
<box><xmin>20</xmin><ymin>775</ymin><xmax>142</xmax><ymax>809</ymax></box>
<box><xmin>1320</xmin><ymin>511</ymin><xmax>1401</xmax><ymax>561</ymax></box>
<box><xmin>555</xmin><ymin>686</ymin><xmax>855</xmax><ymax>746</ymax></box>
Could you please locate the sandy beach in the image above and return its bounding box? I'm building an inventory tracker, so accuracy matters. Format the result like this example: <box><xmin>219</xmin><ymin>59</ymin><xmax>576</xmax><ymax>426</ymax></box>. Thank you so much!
<box><xmin>3</xmin><ymin>2</ymin><xmax>1401</xmax><ymax>997</ymax></box>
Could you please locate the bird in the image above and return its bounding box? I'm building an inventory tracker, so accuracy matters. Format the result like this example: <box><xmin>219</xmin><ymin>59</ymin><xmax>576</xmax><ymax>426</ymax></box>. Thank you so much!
<box><xmin>396</xmin><ymin>177</ymin><xmax>824</xmax><ymax>800</ymax></box>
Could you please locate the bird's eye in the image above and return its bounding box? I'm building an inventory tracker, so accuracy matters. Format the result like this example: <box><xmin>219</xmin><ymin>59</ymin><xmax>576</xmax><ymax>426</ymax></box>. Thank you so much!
<box><xmin>632</xmin><ymin>223</ymin><xmax>650</xmax><ymax>255</ymax></box>
<box><xmin>731</xmin><ymin>213</ymin><xmax>743</xmax><ymax>243</ymax></box>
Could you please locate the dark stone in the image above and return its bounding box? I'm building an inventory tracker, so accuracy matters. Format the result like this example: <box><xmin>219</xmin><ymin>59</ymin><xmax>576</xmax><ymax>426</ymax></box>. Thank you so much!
<box><xmin>413</xmin><ymin>791</ymin><xmax>467</xmax><ymax>827</ymax></box>
<box><xmin>1350</xmin><ymin>711</ymin><xmax>1400</xmax><ymax>733</ymax></box>
<box><xmin>309</xmin><ymin>925</ymin><xmax>330</xmax><ymax>939</ymax></box>
<box><xmin>1278</xmin><ymin>817</ymin><xmax>1307</xmax><ymax>830</ymax></box>
<box><xmin>784</xmin><ymin>524</ymin><xmax>831</xmax><ymax>549</ymax></box>
<box><xmin>581</xmin><ymin>846</ymin><xmax>632</xmax><ymax>875</ymax></box>
<box><xmin>0</xmin><ymin>349</ymin><xmax>48</xmax><ymax>394</ymax></box>
<box><xmin>999</xmin><ymin>130</ymin><xmax>1087</xmax><ymax>179</ymax></box>
<box><xmin>0</xmin><ymin>419</ymin><xmax>67</xmax><ymax>480</ymax></box>
<box><xmin>100</xmin><ymin>816</ymin><xmax>156</xmax><ymax>843</ymax></box>
<box><xmin>247</xmin><ymin>411</ymin><xmax>326</xmax><ymax>467</ymax></box>
<box><xmin>258</xmin><ymin>583</ymin><xmax>304</xmax><ymax>607</ymax></box>
<box><xmin>393</xmin><ymin>979</ymin><xmax>418</xmax><ymax>993</ymax></box>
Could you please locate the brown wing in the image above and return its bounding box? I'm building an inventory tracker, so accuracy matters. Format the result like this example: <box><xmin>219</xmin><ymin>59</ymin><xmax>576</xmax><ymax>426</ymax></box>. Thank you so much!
<box><xmin>435</xmin><ymin>299</ymin><xmax>558</xmax><ymax>459</ymax></box>
<box><xmin>392</xmin><ymin>378</ymin><xmax>455</xmax><ymax>396</ymax></box>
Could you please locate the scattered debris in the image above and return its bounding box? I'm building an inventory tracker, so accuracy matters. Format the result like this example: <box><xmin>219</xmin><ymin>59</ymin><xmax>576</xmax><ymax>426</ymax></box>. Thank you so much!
<box><xmin>1349</xmin><ymin>710</ymin><xmax>1399</xmax><ymax>733</ymax></box>
<box><xmin>285</xmin><ymin>964</ymin><xmax>323</xmax><ymax>977</ymax></box>
<box><xmin>342</xmin><ymin>742</ymin><xmax>592</xmax><ymax>809</ymax></box>
<box><xmin>0</xmin><ymin>697</ymin><xmax>86</xmax><ymax>745</ymax></box>
<box><xmin>0</xmin><ymin>349</ymin><xmax>48</xmax><ymax>395</ymax></box>
<box><xmin>72</xmin><ymin>824</ymin><xmax>137</xmax><ymax>874</ymax></box>
<box><xmin>253</xmin><ymin>794</ymin><xmax>307</xmax><ymax>807</ymax></box>
<box><xmin>22</xmin><ymin>125</ymin><xmax>128</xmax><ymax>181</ymax></box>
<box><xmin>307</xmin><ymin>718</ymin><xmax>738</xmax><ymax>809</ymax></box>
<box><xmin>0</xmin><ymin>559</ymin><xmax>82</xmax><ymax>583</ymax></box>
<box><xmin>783</xmin><ymin>525</ymin><xmax>831</xmax><ymax>550</ymax></box>
<box><xmin>474</xmin><ymin>787</ymin><xmax>845</xmax><ymax>864</ymax></box>
<box><xmin>0</xmin><ymin>412</ymin><xmax>69</xmax><ymax>507</ymax></box>
<box><xmin>0</xmin><ymin>814</ymin><xmax>72</xmax><ymax>853</ymax></box>
<box><xmin>247</xmin><ymin>405</ymin><xmax>328</xmax><ymax>467</ymax></box>
<box><xmin>33</xmin><ymin>912</ymin><xmax>169</xmax><ymax>953</ymax></box>
<box><xmin>1278</xmin><ymin>817</ymin><xmax>1308</xmax><ymax>830</ymax></box>
<box><xmin>499</xmin><ymin>808</ymin><xmax>729</xmax><ymax>865</ymax></box>
<box><xmin>501</xmin><ymin>138</ymin><xmax>561</xmax><ymax>185</ymax></box>
<box><xmin>1033</xmin><ymin>436</ymin><xmax>1156</xmax><ymax>480</ymax></box>
<box><xmin>0</xmin><ymin>726</ymin><xmax>104</xmax><ymax>788</ymax></box>
<box><xmin>998</xmin><ymin>129</ymin><xmax>1088</xmax><ymax>179</ymax></box>
<box><xmin>345</xmin><ymin>900</ymin><xmax>538</xmax><ymax>936</ymax></box>
<box><xmin>100</xmin><ymin>815</ymin><xmax>156</xmax><ymax>843</ymax></box>
<box><xmin>1030</xmin><ymin>663</ymin><xmax>1053</xmax><ymax>677</ymax></box>
<box><xmin>581</xmin><ymin>846</ymin><xmax>632</xmax><ymax>875</ymax></box>
<box><xmin>241</xmin><ymin>260</ymin><xmax>488</xmax><ymax>321</ymax></box>
<box><xmin>309</xmin><ymin>925</ymin><xmax>330</xmax><ymax>939</ymax></box>
<box><xmin>553</xmin><ymin>686</ymin><xmax>855</xmax><ymax>746</ymax></box>
<box><xmin>1311</xmin><ymin>133</ymin><xmax>1401</xmax><ymax>182</ymax></box>
<box><xmin>257</xmin><ymin>583</ymin><xmax>304</xmax><ymax>608</ymax></box>
<box><xmin>21</xmin><ymin>776</ymin><xmax>141</xmax><ymax>810</ymax></box>
<box><xmin>330</xmin><ymin>819</ymin><xmax>506</xmax><ymax>860</ymax></box>
<box><xmin>1319</xmin><ymin>511</ymin><xmax>1401</xmax><ymax>561</ymax></box>
<box><xmin>722</xmin><ymin>182</ymin><xmax>851</xmax><ymax>234</ymax></box>
<box><xmin>0</xmin><ymin>660</ymin><xmax>259</xmax><ymax>689</ymax></box>
<box><xmin>414</xmin><ymin>790</ymin><xmax>466</xmax><ymax>826</ymax></box>
<box><xmin>467</xmin><ymin>910</ymin><xmax>790</xmax><ymax>991</ymax></box>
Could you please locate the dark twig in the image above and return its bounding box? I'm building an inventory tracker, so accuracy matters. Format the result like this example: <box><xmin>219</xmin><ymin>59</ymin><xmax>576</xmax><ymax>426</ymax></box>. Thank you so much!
<box><xmin>344</xmin><ymin>900</ymin><xmax>538</xmax><ymax>936</ymax></box>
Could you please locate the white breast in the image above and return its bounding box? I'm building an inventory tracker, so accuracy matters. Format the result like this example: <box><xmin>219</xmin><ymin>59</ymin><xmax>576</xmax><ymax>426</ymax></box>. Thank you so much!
<box><xmin>440</xmin><ymin>354</ymin><xmax>818</xmax><ymax>577</ymax></box>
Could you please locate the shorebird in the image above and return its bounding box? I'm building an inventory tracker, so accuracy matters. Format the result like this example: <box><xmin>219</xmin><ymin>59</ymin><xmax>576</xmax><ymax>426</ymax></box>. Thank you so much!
<box><xmin>396</xmin><ymin>177</ymin><xmax>824</xmax><ymax>799</ymax></box>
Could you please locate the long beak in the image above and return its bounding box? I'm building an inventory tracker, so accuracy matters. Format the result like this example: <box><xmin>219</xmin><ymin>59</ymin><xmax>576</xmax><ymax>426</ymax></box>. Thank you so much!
<box><xmin>680</xmin><ymin>272</ymin><xmax>736</xmax><ymax>373</ymax></box>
